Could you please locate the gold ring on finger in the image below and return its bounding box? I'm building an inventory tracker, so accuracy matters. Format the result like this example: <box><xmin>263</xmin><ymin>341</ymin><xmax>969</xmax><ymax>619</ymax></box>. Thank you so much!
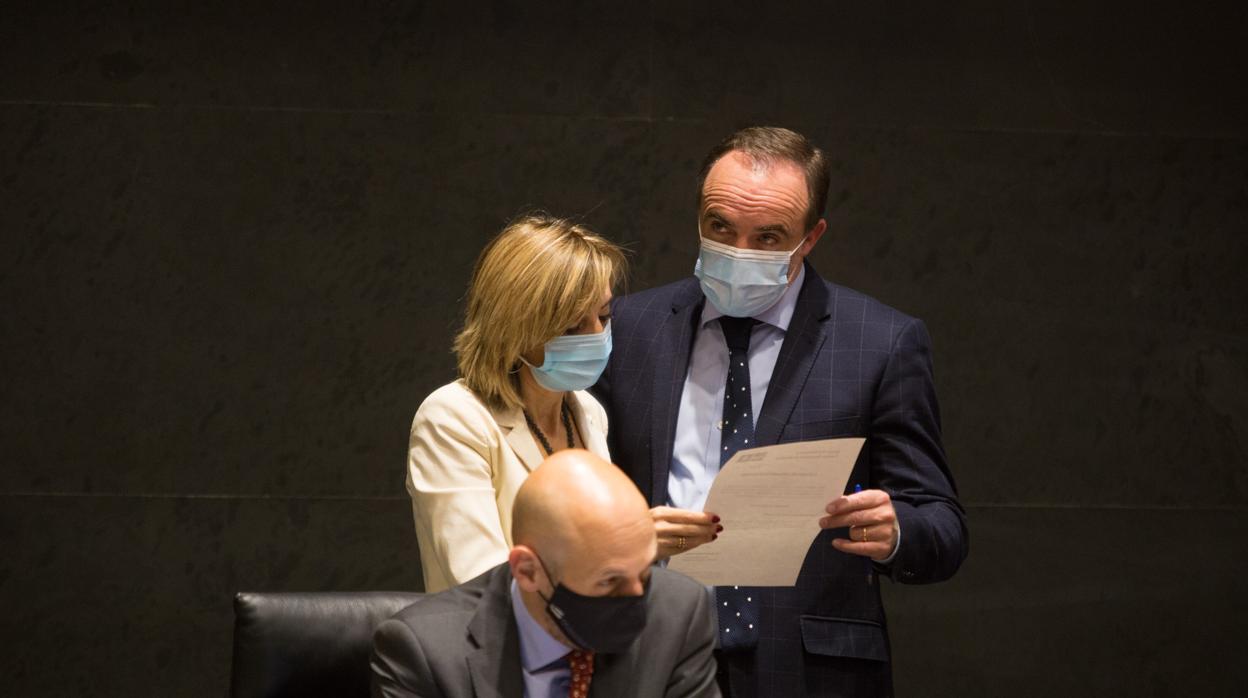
<box><xmin>860</xmin><ymin>525</ymin><xmax>869</xmax><ymax>542</ymax></box>
<box><xmin>678</xmin><ymin>536</ymin><xmax>687</xmax><ymax>550</ymax></box>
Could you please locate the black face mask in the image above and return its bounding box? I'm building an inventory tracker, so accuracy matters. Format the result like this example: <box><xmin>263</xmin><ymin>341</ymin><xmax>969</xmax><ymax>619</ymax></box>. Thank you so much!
<box><xmin>535</xmin><ymin>554</ymin><xmax>650</xmax><ymax>654</ymax></box>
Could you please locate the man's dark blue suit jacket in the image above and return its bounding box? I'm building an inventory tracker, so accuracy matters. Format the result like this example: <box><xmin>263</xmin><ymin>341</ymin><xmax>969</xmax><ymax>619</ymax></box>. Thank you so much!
<box><xmin>591</xmin><ymin>262</ymin><xmax>968</xmax><ymax>697</ymax></box>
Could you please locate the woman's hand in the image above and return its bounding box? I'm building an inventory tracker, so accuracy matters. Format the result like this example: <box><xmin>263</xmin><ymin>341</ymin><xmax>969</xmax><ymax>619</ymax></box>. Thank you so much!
<box><xmin>651</xmin><ymin>506</ymin><xmax>721</xmax><ymax>560</ymax></box>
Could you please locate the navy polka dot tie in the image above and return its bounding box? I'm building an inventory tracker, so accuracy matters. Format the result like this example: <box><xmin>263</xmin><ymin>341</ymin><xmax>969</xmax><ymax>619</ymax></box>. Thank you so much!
<box><xmin>716</xmin><ymin>316</ymin><xmax>760</xmax><ymax>650</ymax></box>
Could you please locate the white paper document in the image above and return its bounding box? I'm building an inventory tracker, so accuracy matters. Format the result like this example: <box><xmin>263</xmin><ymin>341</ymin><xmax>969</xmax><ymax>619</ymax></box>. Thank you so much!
<box><xmin>667</xmin><ymin>437</ymin><xmax>864</xmax><ymax>586</ymax></box>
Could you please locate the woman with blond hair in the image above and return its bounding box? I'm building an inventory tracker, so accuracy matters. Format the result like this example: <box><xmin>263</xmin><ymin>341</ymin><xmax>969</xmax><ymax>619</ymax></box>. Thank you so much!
<box><xmin>407</xmin><ymin>214</ymin><xmax>625</xmax><ymax>593</ymax></box>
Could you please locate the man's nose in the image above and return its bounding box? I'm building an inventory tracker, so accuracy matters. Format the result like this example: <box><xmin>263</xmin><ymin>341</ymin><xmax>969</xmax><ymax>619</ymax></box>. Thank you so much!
<box><xmin>617</xmin><ymin>577</ymin><xmax>645</xmax><ymax>597</ymax></box>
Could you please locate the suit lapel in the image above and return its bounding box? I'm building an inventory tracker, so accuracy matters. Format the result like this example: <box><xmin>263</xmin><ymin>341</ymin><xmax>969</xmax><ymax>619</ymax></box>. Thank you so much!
<box><xmin>466</xmin><ymin>566</ymin><xmax>525</xmax><ymax>698</ymax></box>
<box><xmin>648</xmin><ymin>282</ymin><xmax>704</xmax><ymax>507</ymax></box>
<box><xmin>491</xmin><ymin>405</ymin><xmax>544</xmax><ymax>473</ymax></box>
<box><xmin>587</xmin><ymin>651</ymin><xmax>633</xmax><ymax>697</ymax></box>
<box><xmin>755</xmin><ymin>263</ymin><xmax>831</xmax><ymax>447</ymax></box>
<box><xmin>568</xmin><ymin>391</ymin><xmax>609</xmax><ymax>460</ymax></box>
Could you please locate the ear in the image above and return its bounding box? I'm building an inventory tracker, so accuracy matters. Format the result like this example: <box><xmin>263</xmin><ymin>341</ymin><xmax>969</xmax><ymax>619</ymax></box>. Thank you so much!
<box><xmin>508</xmin><ymin>546</ymin><xmax>544</xmax><ymax>593</ymax></box>
<box><xmin>803</xmin><ymin>219</ymin><xmax>828</xmax><ymax>253</ymax></box>
<box><xmin>789</xmin><ymin>219</ymin><xmax>828</xmax><ymax>282</ymax></box>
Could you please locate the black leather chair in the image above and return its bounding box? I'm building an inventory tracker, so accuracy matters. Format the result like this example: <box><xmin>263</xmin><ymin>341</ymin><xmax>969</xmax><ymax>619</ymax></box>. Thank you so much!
<box><xmin>230</xmin><ymin>591</ymin><xmax>422</xmax><ymax>698</ymax></box>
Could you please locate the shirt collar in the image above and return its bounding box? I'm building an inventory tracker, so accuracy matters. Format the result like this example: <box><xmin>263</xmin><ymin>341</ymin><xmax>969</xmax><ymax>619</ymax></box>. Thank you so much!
<box><xmin>510</xmin><ymin>579</ymin><xmax>573</xmax><ymax>672</ymax></box>
<box><xmin>700</xmin><ymin>263</ymin><xmax>806</xmax><ymax>331</ymax></box>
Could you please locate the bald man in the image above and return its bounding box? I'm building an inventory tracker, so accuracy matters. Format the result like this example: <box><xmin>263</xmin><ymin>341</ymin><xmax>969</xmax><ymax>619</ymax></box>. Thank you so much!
<box><xmin>370</xmin><ymin>450</ymin><xmax>720</xmax><ymax>698</ymax></box>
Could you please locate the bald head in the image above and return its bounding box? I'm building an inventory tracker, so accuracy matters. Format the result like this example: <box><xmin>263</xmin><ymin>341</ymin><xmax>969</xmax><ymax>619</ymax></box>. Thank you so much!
<box><xmin>509</xmin><ymin>450</ymin><xmax>656</xmax><ymax>599</ymax></box>
<box><xmin>513</xmin><ymin>449</ymin><xmax>652</xmax><ymax>563</ymax></box>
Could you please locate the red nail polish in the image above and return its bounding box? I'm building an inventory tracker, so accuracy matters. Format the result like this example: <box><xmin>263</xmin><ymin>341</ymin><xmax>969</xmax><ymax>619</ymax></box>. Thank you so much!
<box><xmin>712</xmin><ymin>533</ymin><xmax>719</xmax><ymax>540</ymax></box>
<box><xmin>716</xmin><ymin>524</ymin><xmax>724</xmax><ymax>532</ymax></box>
<box><xmin>711</xmin><ymin>515</ymin><xmax>721</xmax><ymax>523</ymax></box>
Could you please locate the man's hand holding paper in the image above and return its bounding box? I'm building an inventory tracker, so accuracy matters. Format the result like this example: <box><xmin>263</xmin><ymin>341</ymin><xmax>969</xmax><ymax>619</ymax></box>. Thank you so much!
<box><xmin>821</xmin><ymin>489</ymin><xmax>901</xmax><ymax>562</ymax></box>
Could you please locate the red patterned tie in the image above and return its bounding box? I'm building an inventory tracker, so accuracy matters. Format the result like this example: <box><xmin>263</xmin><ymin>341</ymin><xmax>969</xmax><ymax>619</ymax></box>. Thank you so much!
<box><xmin>567</xmin><ymin>649</ymin><xmax>595</xmax><ymax>698</ymax></box>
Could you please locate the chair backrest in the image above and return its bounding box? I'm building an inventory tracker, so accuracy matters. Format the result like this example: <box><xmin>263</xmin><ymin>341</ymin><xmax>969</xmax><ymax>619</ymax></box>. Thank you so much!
<box><xmin>230</xmin><ymin>591</ymin><xmax>422</xmax><ymax>698</ymax></box>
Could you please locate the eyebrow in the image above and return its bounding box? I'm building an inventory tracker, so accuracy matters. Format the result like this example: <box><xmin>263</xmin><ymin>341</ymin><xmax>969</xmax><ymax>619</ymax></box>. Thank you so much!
<box><xmin>704</xmin><ymin>208</ymin><xmax>790</xmax><ymax>235</ymax></box>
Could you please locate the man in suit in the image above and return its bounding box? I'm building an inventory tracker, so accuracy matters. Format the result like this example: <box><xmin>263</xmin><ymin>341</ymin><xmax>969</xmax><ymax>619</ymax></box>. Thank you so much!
<box><xmin>591</xmin><ymin>126</ymin><xmax>968</xmax><ymax>696</ymax></box>
<box><xmin>370</xmin><ymin>449</ymin><xmax>720</xmax><ymax>698</ymax></box>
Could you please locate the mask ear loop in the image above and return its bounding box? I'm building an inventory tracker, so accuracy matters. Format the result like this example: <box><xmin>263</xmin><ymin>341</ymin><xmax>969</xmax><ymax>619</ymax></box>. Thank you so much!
<box><xmin>793</xmin><ymin>234</ymin><xmax>810</xmax><ymax>255</ymax></box>
<box><xmin>531</xmin><ymin>550</ymin><xmax>561</xmax><ymax>604</ymax></box>
<box><xmin>531</xmin><ymin>552</ymin><xmax>595</xmax><ymax>651</ymax></box>
<box><xmin>511</xmin><ymin>347</ymin><xmax>543</xmax><ymax>374</ymax></box>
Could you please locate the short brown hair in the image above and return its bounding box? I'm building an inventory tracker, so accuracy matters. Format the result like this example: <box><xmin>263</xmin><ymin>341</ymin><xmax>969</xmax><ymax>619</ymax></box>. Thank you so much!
<box><xmin>696</xmin><ymin>126</ymin><xmax>830</xmax><ymax>230</ymax></box>
<box><xmin>453</xmin><ymin>215</ymin><xmax>626</xmax><ymax>411</ymax></box>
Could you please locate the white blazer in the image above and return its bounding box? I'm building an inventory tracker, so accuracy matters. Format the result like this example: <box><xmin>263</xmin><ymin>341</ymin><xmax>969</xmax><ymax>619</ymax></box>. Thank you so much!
<box><xmin>406</xmin><ymin>379</ymin><xmax>611</xmax><ymax>593</ymax></box>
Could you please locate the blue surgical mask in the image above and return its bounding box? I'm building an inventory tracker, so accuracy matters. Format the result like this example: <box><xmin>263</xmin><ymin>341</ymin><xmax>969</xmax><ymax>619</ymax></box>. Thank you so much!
<box><xmin>520</xmin><ymin>321</ymin><xmax>612</xmax><ymax>392</ymax></box>
<box><xmin>694</xmin><ymin>236</ymin><xmax>803</xmax><ymax>317</ymax></box>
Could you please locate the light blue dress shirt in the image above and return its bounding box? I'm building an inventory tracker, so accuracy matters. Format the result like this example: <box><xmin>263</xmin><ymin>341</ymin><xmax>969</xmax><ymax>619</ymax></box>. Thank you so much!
<box><xmin>510</xmin><ymin>579</ymin><xmax>575</xmax><ymax>698</ymax></box>
<box><xmin>668</xmin><ymin>266</ymin><xmax>899</xmax><ymax>562</ymax></box>
<box><xmin>668</xmin><ymin>266</ymin><xmax>806</xmax><ymax>512</ymax></box>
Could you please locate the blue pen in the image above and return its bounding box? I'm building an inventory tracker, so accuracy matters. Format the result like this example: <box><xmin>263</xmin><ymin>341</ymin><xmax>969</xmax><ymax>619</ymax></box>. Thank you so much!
<box><xmin>853</xmin><ymin>483</ymin><xmax>862</xmax><ymax>493</ymax></box>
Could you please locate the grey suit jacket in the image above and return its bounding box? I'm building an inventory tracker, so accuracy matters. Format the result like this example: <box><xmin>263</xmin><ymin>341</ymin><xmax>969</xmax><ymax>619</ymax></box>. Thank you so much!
<box><xmin>370</xmin><ymin>564</ymin><xmax>720</xmax><ymax>698</ymax></box>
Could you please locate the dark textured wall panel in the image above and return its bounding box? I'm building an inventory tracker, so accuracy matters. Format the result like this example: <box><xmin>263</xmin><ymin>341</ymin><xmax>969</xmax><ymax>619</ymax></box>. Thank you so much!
<box><xmin>936</xmin><ymin>299</ymin><xmax>1248</xmax><ymax>507</ymax></box>
<box><xmin>652</xmin><ymin>1</ymin><xmax>1248</xmax><ymax>135</ymax></box>
<box><xmin>0</xmin><ymin>495</ymin><xmax>421</xmax><ymax>696</ymax></box>
<box><xmin>797</xmin><ymin>129</ymin><xmax>1248</xmax><ymax>509</ymax></box>
<box><xmin>813</xmin><ymin>132</ymin><xmax>1248</xmax><ymax>335</ymax></box>
<box><xmin>883</xmin><ymin>506</ymin><xmax>1248</xmax><ymax>695</ymax></box>
<box><xmin>1</xmin><ymin>104</ymin><xmax>659</xmax><ymax>496</ymax></box>
<box><xmin>0</xmin><ymin>2</ymin><xmax>650</xmax><ymax>116</ymax></box>
<box><xmin>8</xmin><ymin>2</ymin><xmax>1244</xmax><ymax>132</ymax></box>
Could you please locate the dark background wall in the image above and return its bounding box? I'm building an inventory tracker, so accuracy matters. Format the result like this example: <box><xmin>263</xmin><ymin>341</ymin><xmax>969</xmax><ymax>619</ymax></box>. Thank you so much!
<box><xmin>2</xmin><ymin>2</ymin><xmax>1245</xmax><ymax>695</ymax></box>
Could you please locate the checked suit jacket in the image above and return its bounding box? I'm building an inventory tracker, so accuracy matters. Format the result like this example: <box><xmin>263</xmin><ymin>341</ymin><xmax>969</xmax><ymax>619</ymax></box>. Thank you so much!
<box><xmin>591</xmin><ymin>262</ymin><xmax>968</xmax><ymax>697</ymax></box>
